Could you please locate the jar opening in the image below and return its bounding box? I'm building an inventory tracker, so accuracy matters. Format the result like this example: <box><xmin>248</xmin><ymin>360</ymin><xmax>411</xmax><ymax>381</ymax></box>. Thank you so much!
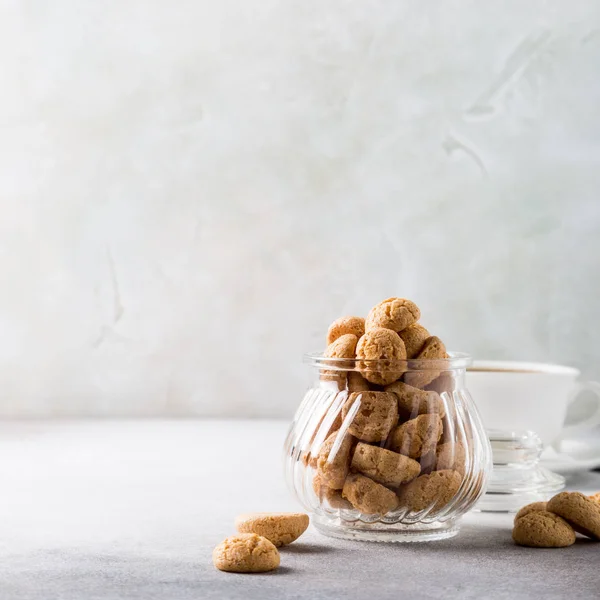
<box><xmin>303</xmin><ymin>351</ymin><xmax>471</xmax><ymax>372</ymax></box>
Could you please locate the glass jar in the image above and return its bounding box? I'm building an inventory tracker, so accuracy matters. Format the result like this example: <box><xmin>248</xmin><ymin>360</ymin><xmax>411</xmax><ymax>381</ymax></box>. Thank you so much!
<box><xmin>283</xmin><ymin>352</ymin><xmax>492</xmax><ymax>542</ymax></box>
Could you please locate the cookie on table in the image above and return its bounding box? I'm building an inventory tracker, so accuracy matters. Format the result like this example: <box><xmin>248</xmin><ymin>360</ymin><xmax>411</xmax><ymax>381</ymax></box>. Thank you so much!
<box><xmin>514</xmin><ymin>501</ymin><xmax>548</xmax><ymax>524</ymax></box>
<box><xmin>590</xmin><ymin>492</ymin><xmax>600</xmax><ymax>504</ymax></box>
<box><xmin>313</xmin><ymin>473</ymin><xmax>353</xmax><ymax>509</ymax></box>
<box><xmin>365</xmin><ymin>298</ymin><xmax>421</xmax><ymax>333</ymax></box>
<box><xmin>351</xmin><ymin>442</ymin><xmax>421</xmax><ymax>487</ymax></box>
<box><xmin>398</xmin><ymin>323</ymin><xmax>430</xmax><ymax>358</ymax></box>
<box><xmin>342</xmin><ymin>473</ymin><xmax>399</xmax><ymax>515</ymax></box>
<box><xmin>547</xmin><ymin>491</ymin><xmax>600</xmax><ymax>540</ymax></box>
<box><xmin>321</xmin><ymin>334</ymin><xmax>359</xmax><ymax>386</ymax></box>
<box><xmin>316</xmin><ymin>431</ymin><xmax>355</xmax><ymax>490</ymax></box>
<box><xmin>397</xmin><ymin>469</ymin><xmax>462</xmax><ymax>513</ymax></box>
<box><xmin>342</xmin><ymin>391</ymin><xmax>398</xmax><ymax>442</ymax></box>
<box><xmin>356</xmin><ymin>328</ymin><xmax>406</xmax><ymax>385</ymax></box>
<box><xmin>403</xmin><ymin>336</ymin><xmax>447</xmax><ymax>389</ymax></box>
<box><xmin>388</xmin><ymin>413</ymin><xmax>443</xmax><ymax>460</ymax></box>
<box><xmin>385</xmin><ymin>380</ymin><xmax>446</xmax><ymax>419</ymax></box>
<box><xmin>435</xmin><ymin>441</ymin><xmax>467</xmax><ymax>475</ymax></box>
<box><xmin>327</xmin><ymin>316</ymin><xmax>365</xmax><ymax>345</ymax></box>
<box><xmin>512</xmin><ymin>511</ymin><xmax>576</xmax><ymax>548</ymax></box>
<box><xmin>235</xmin><ymin>513</ymin><xmax>309</xmax><ymax>547</ymax></box>
<box><xmin>213</xmin><ymin>533</ymin><xmax>280</xmax><ymax>573</ymax></box>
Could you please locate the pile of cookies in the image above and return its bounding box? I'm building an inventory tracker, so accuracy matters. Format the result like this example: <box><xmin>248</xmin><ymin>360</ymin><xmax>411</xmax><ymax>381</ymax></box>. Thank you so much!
<box><xmin>512</xmin><ymin>492</ymin><xmax>600</xmax><ymax>548</ymax></box>
<box><xmin>307</xmin><ymin>297</ymin><xmax>466</xmax><ymax>517</ymax></box>
<box><xmin>213</xmin><ymin>512</ymin><xmax>309</xmax><ymax>573</ymax></box>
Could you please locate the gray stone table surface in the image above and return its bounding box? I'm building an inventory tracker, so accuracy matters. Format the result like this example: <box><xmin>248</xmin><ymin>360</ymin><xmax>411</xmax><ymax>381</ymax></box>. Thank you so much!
<box><xmin>0</xmin><ymin>420</ymin><xmax>599</xmax><ymax>600</ymax></box>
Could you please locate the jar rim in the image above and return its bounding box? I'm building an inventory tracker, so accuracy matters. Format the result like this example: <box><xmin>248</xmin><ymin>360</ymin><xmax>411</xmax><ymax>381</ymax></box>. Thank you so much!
<box><xmin>303</xmin><ymin>351</ymin><xmax>472</xmax><ymax>371</ymax></box>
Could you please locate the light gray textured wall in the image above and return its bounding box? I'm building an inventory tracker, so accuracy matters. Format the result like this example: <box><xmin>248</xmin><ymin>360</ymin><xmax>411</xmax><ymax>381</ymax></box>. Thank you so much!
<box><xmin>1</xmin><ymin>1</ymin><xmax>600</xmax><ymax>417</ymax></box>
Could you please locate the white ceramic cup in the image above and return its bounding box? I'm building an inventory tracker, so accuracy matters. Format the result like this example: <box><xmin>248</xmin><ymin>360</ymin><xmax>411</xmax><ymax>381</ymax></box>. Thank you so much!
<box><xmin>467</xmin><ymin>360</ymin><xmax>600</xmax><ymax>448</ymax></box>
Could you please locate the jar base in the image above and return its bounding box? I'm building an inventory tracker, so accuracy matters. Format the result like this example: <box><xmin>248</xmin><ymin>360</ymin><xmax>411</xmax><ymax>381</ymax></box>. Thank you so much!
<box><xmin>313</xmin><ymin>515</ymin><xmax>459</xmax><ymax>543</ymax></box>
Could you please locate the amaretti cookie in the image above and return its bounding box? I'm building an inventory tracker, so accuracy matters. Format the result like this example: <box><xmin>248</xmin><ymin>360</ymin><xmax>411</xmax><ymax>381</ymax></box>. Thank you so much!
<box><xmin>388</xmin><ymin>413</ymin><xmax>443</xmax><ymax>460</ymax></box>
<box><xmin>403</xmin><ymin>336</ymin><xmax>447</xmax><ymax>388</ymax></box>
<box><xmin>316</xmin><ymin>431</ymin><xmax>355</xmax><ymax>490</ymax></box>
<box><xmin>514</xmin><ymin>501</ymin><xmax>548</xmax><ymax>524</ymax></box>
<box><xmin>385</xmin><ymin>381</ymin><xmax>446</xmax><ymax>419</ymax></box>
<box><xmin>235</xmin><ymin>513</ymin><xmax>309</xmax><ymax>547</ymax></box>
<box><xmin>398</xmin><ymin>323</ymin><xmax>430</xmax><ymax>358</ymax></box>
<box><xmin>327</xmin><ymin>316</ymin><xmax>365</xmax><ymax>345</ymax></box>
<box><xmin>365</xmin><ymin>298</ymin><xmax>420</xmax><ymax>333</ymax></box>
<box><xmin>547</xmin><ymin>491</ymin><xmax>600</xmax><ymax>540</ymax></box>
<box><xmin>397</xmin><ymin>469</ymin><xmax>462</xmax><ymax>513</ymax></box>
<box><xmin>342</xmin><ymin>391</ymin><xmax>398</xmax><ymax>442</ymax></box>
<box><xmin>356</xmin><ymin>327</ymin><xmax>406</xmax><ymax>385</ymax></box>
<box><xmin>512</xmin><ymin>511</ymin><xmax>576</xmax><ymax>548</ymax></box>
<box><xmin>342</xmin><ymin>473</ymin><xmax>399</xmax><ymax>514</ymax></box>
<box><xmin>351</xmin><ymin>442</ymin><xmax>421</xmax><ymax>487</ymax></box>
<box><xmin>213</xmin><ymin>534</ymin><xmax>280</xmax><ymax>573</ymax></box>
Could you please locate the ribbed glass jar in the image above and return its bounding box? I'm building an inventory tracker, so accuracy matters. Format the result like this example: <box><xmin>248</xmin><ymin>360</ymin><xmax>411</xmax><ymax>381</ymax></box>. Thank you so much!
<box><xmin>284</xmin><ymin>352</ymin><xmax>492</xmax><ymax>542</ymax></box>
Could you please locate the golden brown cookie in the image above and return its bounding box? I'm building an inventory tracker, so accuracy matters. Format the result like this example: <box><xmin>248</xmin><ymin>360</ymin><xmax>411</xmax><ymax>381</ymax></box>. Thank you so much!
<box><xmin>346</xmin><ymin>371</ymin><xmax>371</xmax><ymax>392</ymax></box>
<box><xmin>547</xmin><ymin>491</ymin><xmax>600</xmax><ymax>540</ymax></box>
<box><xmin>316</xmin><ymin>431</ymin><xmax>355</xmax><ymax>490</ymax></box>
<box><xmin>235</xmin><ymin>513</ymin><xmax>309</xmax><ymax>547</ymax></box>
<box><xmin>213</xmin><ymin>533</ymin><xmax>280</xmax><ymax>573</ymax></box>
<box><xmin>356</xmin><ymin>328</ymin><xmax>406</xmax><ymax>385</ymax></box>
<box><xmin>351</xmin><ymin>442</ymin><xmax>420</xmax><ymax>487</ymax></box>
<box><xmin>425</xmin><ymin>372</ymin><xmax>456</xmax><ymax>395</ymax></box>
<box><xmin>590</xmin><ymin>492</ymin><xmax>600</xmax><ymax>504</ymax></box>
<box><xmin>397</xmin><ymin>469</ymin><xmax>462</xmax><ymax>513</ymax></box>
<box><xmin>342</xmin><ymin>391</ymin><xmax>398</xmax><ymax>442</ymax></box>
<box><xmin>342</xmin><ymin>473</ymin><xmax>399</xmax><ymax>515</ymax></box>
<box><xmin>327</xmin><ymin>316</ymin><xmax>365</xmax><ymax>345</ymax></box>
<box><xmin>514</xmin><ymin>501</ymin><xmax>548</xmax><ymax>524</ymax></box>
<box><xmin>365</xmin><ymin>298</ymin><xmax>420</xmax><ymax>333</ymax></box>
<box><xmin>512</xmin><ymin>511</ymin><xmax>576</xmax><ymax>548</ymax></box>
<box><xmin>399</xmin><ymin>323</ymin><xmax>430</xmax><ymax>358</ymax></box>
<box><xmin>403</xmin><ymin>336</ymin><xmax>447</xmax><ymax>389</ymax></box>
<box><xmin>313</xmin><ymin>473</ymin><xmax>354</xmax><ymax>509</ymax></box>
<box><xmin>388</xmin><ymin>414</ymin><xmax>443</xmax><ymax>460</ymax></box>
<box><xmin>435</xmin><ymin>441</ymin><xmax>467</xmax><ymax>474</ymax></box>
<box><xmin>321</xmin><ymin>334</ymin><xmax>359</xmax><ymax>385</ymax></box>
<box><xmin>385</xmin><ymin>381</ymin><xmax>446</xmax><ymax>419</ymax></box>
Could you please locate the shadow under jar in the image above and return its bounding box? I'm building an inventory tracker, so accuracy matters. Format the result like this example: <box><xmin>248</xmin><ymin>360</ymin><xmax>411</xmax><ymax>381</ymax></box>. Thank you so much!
<box><xmin>284</xmin><ymin>352</ymin><xmax>492</xmax><ymax>542</ymax></box>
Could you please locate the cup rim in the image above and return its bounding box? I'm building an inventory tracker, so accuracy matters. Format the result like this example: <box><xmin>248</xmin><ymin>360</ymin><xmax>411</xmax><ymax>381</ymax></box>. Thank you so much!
<box><xmin>303</xmin><ymin>350</ymin><xmax>472</xmax><ymax>371</ymax></box>
<box><xmin>468</xmin><ymin>360</ymin><xmax>580</xmax><ymax>376</ymax></box>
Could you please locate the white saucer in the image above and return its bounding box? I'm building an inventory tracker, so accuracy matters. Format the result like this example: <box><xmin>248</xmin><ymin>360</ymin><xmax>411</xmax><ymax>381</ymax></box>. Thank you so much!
<box><xmin>540</xmin><ymin>434</ymin><xmax>600</xmax><ymax>475</ymax></box>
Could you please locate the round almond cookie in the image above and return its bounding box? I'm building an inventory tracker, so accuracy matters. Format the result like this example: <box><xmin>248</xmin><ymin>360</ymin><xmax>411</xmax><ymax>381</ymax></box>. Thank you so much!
<box><xmin>316</xmin><ymin>431</ymin><xmax>355</xmax><ymax>490</ymax></box>
<box><xmin>235</xmin><ymin>513</ymin><xmax>309</xmax><ymax>547</ymax></box>
<box><xmin>398</xmin><ymin>323</ymin><xmax>430</xmax><ymax>358</ymax></box>
<box><xmin>356</xmin><ymin>328</ymin><xmax>406</xmax><ymax>385</ymax></box>
<box><xmin>342</xmin><ymin>391</ymin><xmax>398</xmax><ymax>442</ymax></box>
<box><xmin>321</xmin><ymin>333</ymin><xmax>359</xmax><ymax>386</ymax></box>
<box><xmin>365</xmin><ymin>298</ymin><xmax>421</xmax><ymax>333</ymax></box>
<box><xmin>403</xmin><ymin>336</ymin><xmax>447</xmax><ymax>389</ymax></box>
<box><xmin>213</xmin><ymin>533</ymin><xmax>280</xmax><ymax>573</ymax></box>
<box><xmin>388</xmin><ymin>413</ymin><xmax>443</xmax><ymax>460</ymax></box>
<box><xmin>514</xmin><ymin>501</ymin><xmax>548</xmax><ymax>524</ymax></box>
<box><xmin>435</xmin><ymin>441</ymin><xmax>467</xmax><ymax>474</ymax></box>
<box><xmin>327</xmin><ymin>316</ymin><xmax>365</xmax><ymax>345</ymax></box>
<box><xmin>385</xmin><ymin>381</ymin><xmax>446</xmax><ymax>419</ymax></box>
<box><xmin>397</xmin><ymin>469</ymin><xmax>462</xmax><ymax>513</ymax></box>
<box><xmin>351</xmin><ymin>442</ymin><xmax>420</xmax><ymax>487</ymax></box>
<box><xmin>547</xmin><ymin>491</ymin><xmax>600</xmax><ymax>540</ymax></box>
<box><xmin>512</xmin><ymin>511</ymin><xmax>576</xmax><ymax>548</ymax></box>
<box><xmin>342</xmin><ymin>473</ymin><xmax>399</xmax><ymax>515</ymax></box>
